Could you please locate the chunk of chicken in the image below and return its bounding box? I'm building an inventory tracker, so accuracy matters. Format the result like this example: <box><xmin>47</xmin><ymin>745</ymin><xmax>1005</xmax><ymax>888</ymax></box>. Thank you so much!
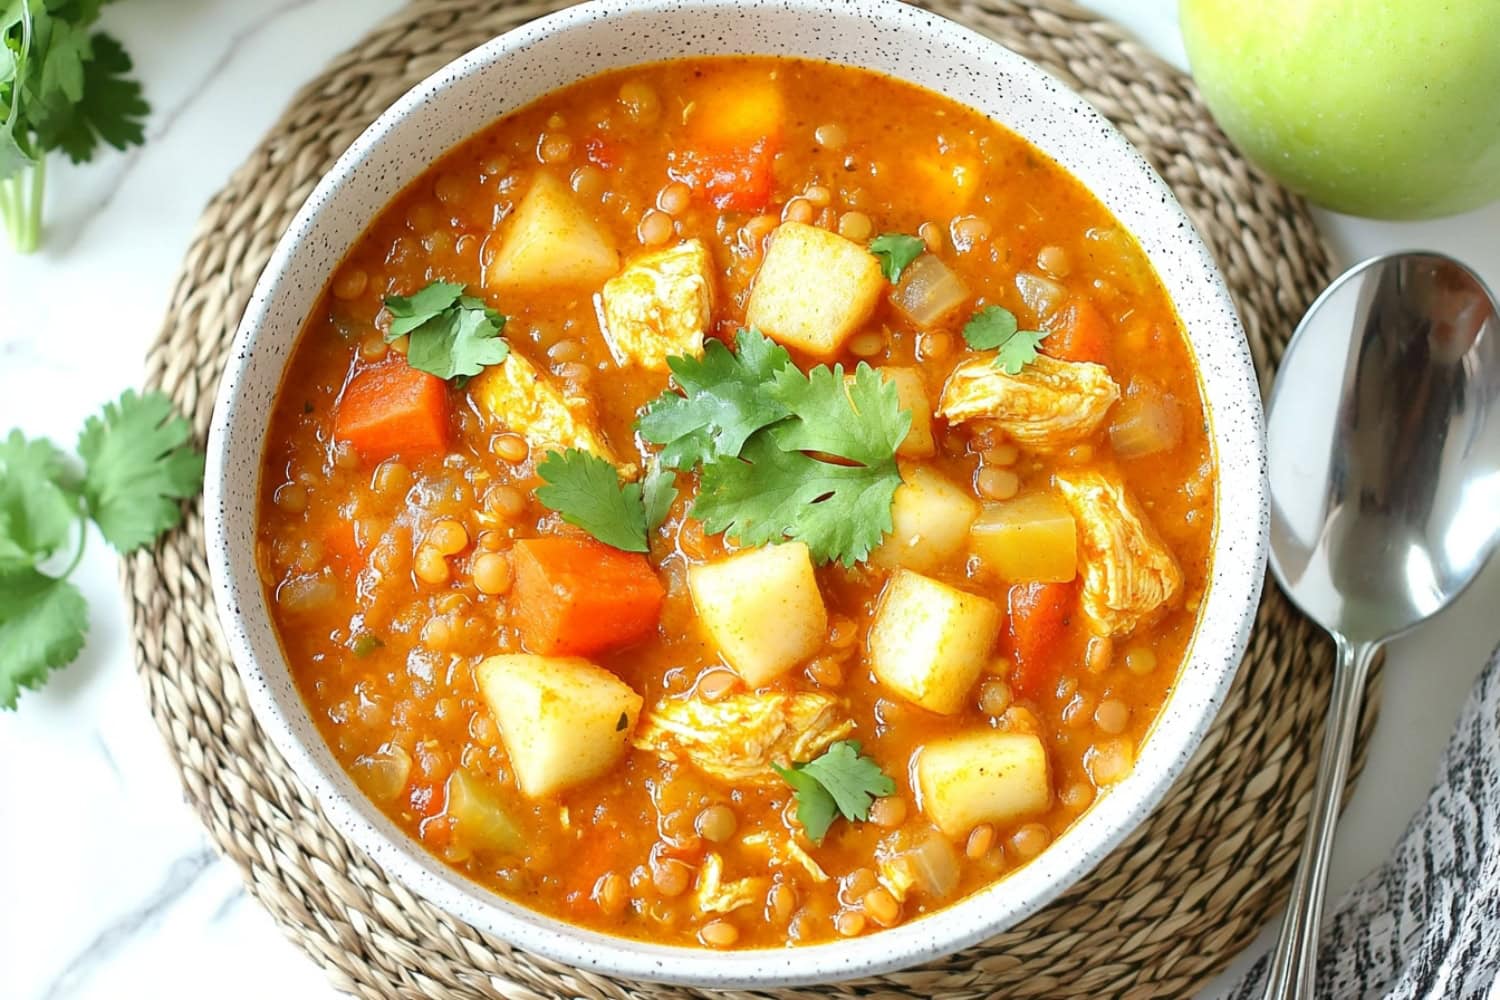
<box><xmin>937</xmin><ymin>355</ymin><xmax>1120</xmax><ymax>450</ymax></box>
<box><xmin>599</xmin><ymin>240</ymin><xmax>714</xmax><ymax>371</ymax></box>
<box><xmin>1055</xmin><ymin>471</ymin><xmax>1182</xmax><ymax>636</ymax></box>
<box><xmin>469</xmin><ymin>350</ymin><xmax>635</xmax><ymax>477</ymax></box>
<box><xmin>742</xmin><ymin>831</ymin><xmax>831</xmax><ymax>883</ymax></box>
<box><xmin>693</xmin><ymin>853</ymin><xmax>771</xmax><ymax>914</ymax></box>
<box><xmin>632</xmin><ymin>691</ymin><xmax>855</xmax><ymax>785</ymax></box>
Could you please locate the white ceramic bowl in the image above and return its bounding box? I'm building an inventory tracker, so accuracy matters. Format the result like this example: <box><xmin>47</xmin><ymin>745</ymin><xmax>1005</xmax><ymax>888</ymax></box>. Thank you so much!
<box><xmin>205</xmin><ymin>0</ymin><xmax>1267</xmax><ymax>987</ymax></box>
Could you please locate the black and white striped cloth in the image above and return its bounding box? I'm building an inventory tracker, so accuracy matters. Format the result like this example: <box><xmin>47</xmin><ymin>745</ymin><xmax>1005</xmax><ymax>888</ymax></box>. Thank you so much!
<box><xmin>1226</xmin><ymin>647</ymin><xmax>1500</xmax><ymax>999</ymax></box>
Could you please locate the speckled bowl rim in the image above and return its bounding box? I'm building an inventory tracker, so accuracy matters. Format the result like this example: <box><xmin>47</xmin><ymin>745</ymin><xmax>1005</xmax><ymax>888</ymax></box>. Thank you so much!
<box><xmin>205</xmin><ymin>0</ymin><xmax>1267</xmax><ymax>987</ymax></box>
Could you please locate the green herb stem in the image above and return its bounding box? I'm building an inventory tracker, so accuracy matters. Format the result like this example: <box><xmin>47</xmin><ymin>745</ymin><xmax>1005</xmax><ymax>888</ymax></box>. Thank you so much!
<box><xmin>0</xmin><ymin>160</ymin><xmax>44</xmax><ymax>254</ymax></box>
<box><xmin>23</xmin><ymin>155</ymin><xmax>43</xmax><ymax>254</ymax></box>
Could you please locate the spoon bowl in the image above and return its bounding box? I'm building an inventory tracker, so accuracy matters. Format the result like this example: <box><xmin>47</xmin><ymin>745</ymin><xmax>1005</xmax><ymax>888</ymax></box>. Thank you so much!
<box><xmin>1269</xmin><ymin>252</ymin><xmax>1500</xmax><ymax>644</ymax></box>
<box><xmin>1260</xmin><ymin>251</ymin><xmax>1500</xmax><ymax>998</ymax></box>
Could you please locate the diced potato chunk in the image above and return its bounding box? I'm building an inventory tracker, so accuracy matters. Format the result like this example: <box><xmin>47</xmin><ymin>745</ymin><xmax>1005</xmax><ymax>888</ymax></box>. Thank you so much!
<box><xmin>870</xmin><ymin>467</ymin><xmax>979</xmax><ymax>573</ymax></box>
<box><xmin>445</xmin><ymin>767</ymin><xmax>522</xmax><ymax>854</ymax></box>
<box><xmin>469</xmin><ymin>349</ymin><xmax>633</xmax><ymax>476</ymax></box>
<box><xmin>970</xmin><ymin>493</ymin><xmax>1078</xmax><ymax>583</ymax></box>
<box><xmin>599</xmin><ymin>239</ymin><xmax>714</xmax><ymax>371</ymax></box>
<box><xmin>867</xmin><ymin>571</ymin><xmax>1001</xmax><ymax>714</ymax></box>
<box><xmin>487</xmin><ymin>172</ymin><xmax>619</xmax><ymax>290</ymax></box>
<box><xmin>475</xmin><ymin>654</ymin><xmax>643</xmax><ymax>798</ymax></box>
<box><xmin>915</xmin><ymin>730</ymin><xmax>1051</xmax><ymax>837</ymax></box>
<box><xmin>688</xmin><ymin>543</ymin><xmax>827</xmax><ymax>687</ymax></box>
<box><xmin>745</xmin><ymin>222</ymin><xmax>884</xmax><ymax>356</ymax></box>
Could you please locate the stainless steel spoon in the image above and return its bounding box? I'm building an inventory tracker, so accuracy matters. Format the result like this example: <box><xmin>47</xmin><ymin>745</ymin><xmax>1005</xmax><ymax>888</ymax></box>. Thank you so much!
<box><xmin>1261</xmin><ymin>251</ymin><xmax>1500</xmax><ymax>999</ymax></box>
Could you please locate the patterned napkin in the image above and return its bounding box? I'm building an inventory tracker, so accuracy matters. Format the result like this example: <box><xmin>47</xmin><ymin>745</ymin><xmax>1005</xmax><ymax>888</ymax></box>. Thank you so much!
<box><xmin>1223</xmin><ymin>647</ymin><xmax>1500</xmax><ymax>999</ymax></box>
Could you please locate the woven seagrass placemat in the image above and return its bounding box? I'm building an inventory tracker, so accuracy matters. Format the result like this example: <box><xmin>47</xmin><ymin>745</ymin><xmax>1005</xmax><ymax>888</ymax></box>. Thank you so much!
<box><xmin>124</xmin><ymin>1</ymin><xmax>1369</xmax><ymax>997</ymax></box>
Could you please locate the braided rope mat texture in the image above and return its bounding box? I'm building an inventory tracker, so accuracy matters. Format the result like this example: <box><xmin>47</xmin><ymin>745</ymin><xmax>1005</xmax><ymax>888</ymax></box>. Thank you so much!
<box><xmin>125</xmin><ymin>1</ymin><xmax>1371</xmax><ymax>997</ymax></box>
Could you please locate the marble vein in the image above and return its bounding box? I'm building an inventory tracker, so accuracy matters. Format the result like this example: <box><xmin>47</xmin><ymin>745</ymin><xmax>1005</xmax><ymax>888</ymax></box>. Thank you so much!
<box><xmin>39</xmin><ymin>849</ymin><xmax>216</xmax><ymax>1000</ymax></box>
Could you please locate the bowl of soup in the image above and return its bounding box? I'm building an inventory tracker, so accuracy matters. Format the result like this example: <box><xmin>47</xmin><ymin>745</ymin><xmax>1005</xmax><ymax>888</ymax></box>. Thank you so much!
<box><xmin>205</xmin><ymin>0</ymin><xmax>1265</xmax><ymax>986</ymax></box>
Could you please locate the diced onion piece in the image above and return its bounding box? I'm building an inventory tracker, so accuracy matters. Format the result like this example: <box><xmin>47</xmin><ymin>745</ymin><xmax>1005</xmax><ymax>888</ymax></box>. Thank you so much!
<box><xmin>1015</xmin><ymin>270</ymin><xmax>1066</xmax><ymax>320</ymax></box>
<box><xmin>889</xmin><ymin>254</ymin><xmax>971</xmax><ymax>329</ymax></box>
<box><xmin>351</xmin><ymin>744</ymin><xmax>412</xmax><ymax>802</ymax></box>
<box><xmin>1108</xmin><ymin>383</ymin><xmax>1183</xmax><ymax>459</ymax></box>
<box><xmin>275</xmin><ymin>572</ymin><xmax>338</xmax><ymax>613</ymax></box>
<box><xmin>882</xmin><ymin>828</ymin><xmax>961</xmax><ymax>899</ymax></box>
<box><xmin>446</xmin><ymin>767</ymin><xmax>523</xmax><ymax>854</ymax></box>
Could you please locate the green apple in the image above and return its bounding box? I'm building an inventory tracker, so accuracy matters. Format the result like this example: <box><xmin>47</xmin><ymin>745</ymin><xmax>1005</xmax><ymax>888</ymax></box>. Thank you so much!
<box><xmin>1180</xmin><ymin>0</ymin><xmax>1500</xmax><ymax>219</ymax></box>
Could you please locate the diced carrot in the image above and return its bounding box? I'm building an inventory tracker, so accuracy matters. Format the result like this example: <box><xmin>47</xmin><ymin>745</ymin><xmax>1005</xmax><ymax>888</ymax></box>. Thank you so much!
<box><xmin>512</xmin><ymin>537</ymin><xmax>666</xmax><ymax>657</ymax></box>
<box><xmin>1046</xmin><ymin>297</ymin><xmax>1113</xmax><ymax>367</ymax></box>
<box><xmin>324</xmin><ymin>521</ymin><xmax>364</xmax><ymax>576</ymax></box>
<box><xmin>333</xmin><ymin>360</ymin><xmax>450</xmax><ymax>464</ymax></box>
<box><xmin>1006</xmin><ymin>580</ymin><xmax>1076</xmax><ymax>699</ymax></box>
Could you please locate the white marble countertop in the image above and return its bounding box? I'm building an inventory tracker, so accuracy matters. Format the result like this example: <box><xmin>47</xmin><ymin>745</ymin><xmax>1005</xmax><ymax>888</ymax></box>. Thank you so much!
<box><xmin>1</xmin><ymin>2</ymin><xmax>1496</xmax><ymax>997</ymax></box>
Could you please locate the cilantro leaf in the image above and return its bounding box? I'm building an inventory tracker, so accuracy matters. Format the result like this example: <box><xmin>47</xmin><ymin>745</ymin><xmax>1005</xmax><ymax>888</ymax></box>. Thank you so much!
<box><xmin>868</xmin><ymin>232</ymin><xmax>926</xmax><ymax>284</ymax></box>
<box><xmin>773</xmin><ymin>740</ymin><xmax>895</xmax><ymax>843</ymax></box>
<box><xmin>0</xmin><ymin>566</ymin><xmax>88</xmax><ymax>710</ymax></box>
<box><xmin>0</xmin><ymin>429</ymin><xmax>79</xmax><ymax>564</ymax></box>
<box><xmin>385</xmin><ymin>281</ymin><xmax>465</xmax><ymax>337</ymax></box>
<box><xmin>963</xmin><ymin>305</ymin><xmax>1049</xmax><ymax>375</ymax></box>
<box><xmin>769</xmin><ymin>362</ymin><xmax>911</xmax><ymax>467</ymax></box>
<box><xmin>77</xmin><ymin>390</ymin><xmax>205</xmax><ymax>553</ymax></box>
<box><xmin>772</xmin><ymin>762</ymin><xmax>840</xmax><ymax>843</ymax></box>
<box><xmin>384</xmin><ymin>282</ymin><xmax>509</xmax><ymax>380</ymax></box>
<box><xmin>692</xmin><ymin>433</ymin><xmax>902</xmax><ymax>567</ymax></box>
<box><xmin>535</xmin><ymin>448</ymin><xmax>648</xmax><ymax>553</ymax></box>
<box><xmin>636</xmin><ymin>328</ymin><xmax>794</xmax><ymax>470</ymax></box>
<box><xmin>642</xmin><ymin>459</ymin><xmax>677</xmax><ymax>533</ymax></box>
<box><xmin>39</xmin><ymin>33</ymin><xmax>148</xmax><ymax>162</ymax></box>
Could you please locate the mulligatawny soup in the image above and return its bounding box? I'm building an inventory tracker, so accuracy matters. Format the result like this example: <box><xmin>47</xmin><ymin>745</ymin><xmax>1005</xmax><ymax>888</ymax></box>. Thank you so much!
<box><xmin>257</xmin><ymin>57</ymin><xmax>1215</xmax><ymax>949</ymax></box>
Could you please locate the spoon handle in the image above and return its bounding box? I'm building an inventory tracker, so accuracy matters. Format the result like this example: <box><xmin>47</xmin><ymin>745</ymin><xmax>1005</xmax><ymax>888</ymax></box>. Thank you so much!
<box><xmin>1260</xmin><ymin>637</ymin><xmax>1381</xmax><ymax>1000</ymax></box>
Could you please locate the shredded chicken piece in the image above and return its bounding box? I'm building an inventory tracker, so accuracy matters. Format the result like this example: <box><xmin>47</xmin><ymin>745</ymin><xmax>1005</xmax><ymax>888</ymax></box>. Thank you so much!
<box><xmin>469</xmin><ymin>349</ymin><xmax>636</xmax><ymax>477</ymax></box>
<box><xmin>937</xmin><ymin>355</ymin><xmax>1120</xmax><ymax>450</ymax></box>
<box><xmin>599</xmin><ymin>240</ymin><xmax>713</xmax><ymax>371</ymax></box>
<box><xmin>632</xmin><ymin>691</ymin><xmax>855</xmax><ymax>785</ymax></box>
<box><xmin>1056</xmin><ymin>471</ymin><xmax>1182</xmax><ymax>636</ymax></box>
<box><xmin>742</xmin><ymin>831</ymin><xmax>831</xmax><ymax>883</ymax></box>
<box><xmin>877</xmin><ymin>854</ymin><xmax>918</xmax><ymax>903</ymax></box>
<box><xmin>693</xmin><ymin>852</ymin><xmax>771</xmax><ymax>915</ymax></box>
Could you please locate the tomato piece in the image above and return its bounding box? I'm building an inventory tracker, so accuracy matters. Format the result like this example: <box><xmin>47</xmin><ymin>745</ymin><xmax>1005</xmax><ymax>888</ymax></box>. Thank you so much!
<box><xmin>323</xmin><ymin>521</ymin><xmax>364</xmax><ymax>576</ymax></box>
<box><xmin>673</xmin><ymin>142</ymin><xmax>775</xmax><ymax>212</ymax></box>
<box><xmin>1046</xmin><ymin>297</ymin><xmax>1113</xmax><ymax>367</ymax></box>
<box><xmin>1006</xmin><ymin>580</ymin><xmax>1076</xmax><ymax>699</ymax></box>
<box><xmin>333</xmin><ymin>359</ymin><xmax>449</xmax><ymax>464</ymax></box>
<box><xmin>512</xmin><ymin>537</ymin><xmax>666</xmax><ymax>656</ymax></box>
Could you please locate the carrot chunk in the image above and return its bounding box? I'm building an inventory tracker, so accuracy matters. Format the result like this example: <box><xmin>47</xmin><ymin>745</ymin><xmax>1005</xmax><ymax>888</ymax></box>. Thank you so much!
<box><xmin>333</xmin><ymin>360</ymin><xmax>450</xmax><ymax>463</ymax></box>
<box><xmin>512</xmin><ymin>537</ymin><xmax>666</xmax><ymax>656</ymax></box>
<box><xmin>1046</xmin><ymin>297</ymin><xmax>1113</xmax><ymax>367</ymax></box>
<box><xmin>1006</xmin><ymin>580</ymin><xmax>1076</xmax><ymax>699</ymax></box>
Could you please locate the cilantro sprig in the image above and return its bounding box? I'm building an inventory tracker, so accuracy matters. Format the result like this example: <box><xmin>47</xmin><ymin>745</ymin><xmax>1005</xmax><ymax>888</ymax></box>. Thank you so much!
<box><xmin>636</xmin><ymin>329</ymin><xmax>792</xmax><ymax>470</ymax></box>
<box><xmin>773</xmin><ymin>740</ymin><xmax>896</xmax><ymax>843</ymax></box>
<box><xmin>384</xmin><ymin>281</ymin><xmax>509</xmax><ymax>381</ymax></box>
<box><xmin>638</xmin><ymin>329</ymin><xmax>910</xmax><ymax>567</ymax></box>
<box><xmin>868</xmin><ymin>232</ymin><xmax>926</xmax><ymax>284</ymax></box>
<box><xmin>1</xmin><ymin>391</ymin><xmax>204</xmax><ymax>709</ymax></box>
<box><xmin>962</xmin><ymin>304</ymin><xmax>1049</xmax><ymax>375</ymax></box>
<box><xmin>1</xmin><ymin>1</ymin><xmax>150</xmax><ymax>253</ymax></box>
<box><xmin>535</xmin><ymin>449</ymin><xmax>676</xmax><ymax>553</ymax></box>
